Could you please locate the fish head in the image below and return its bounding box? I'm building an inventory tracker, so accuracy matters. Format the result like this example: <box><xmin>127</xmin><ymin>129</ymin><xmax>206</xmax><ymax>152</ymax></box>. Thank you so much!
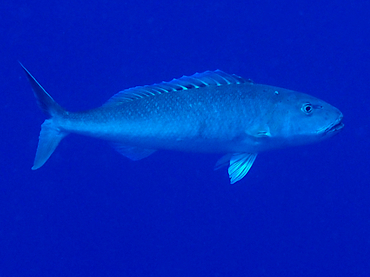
<box><xmin>270</xmin><ymin>90</ymin><xmax>344</xmax><ymax>146</ymax></box>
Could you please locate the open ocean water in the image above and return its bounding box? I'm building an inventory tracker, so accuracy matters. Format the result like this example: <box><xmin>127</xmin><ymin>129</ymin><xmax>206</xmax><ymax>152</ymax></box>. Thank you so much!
<box><xmin>1</xmin><ymin>0</ymin><xmax>369</xmax><ymax>276</ymax></box>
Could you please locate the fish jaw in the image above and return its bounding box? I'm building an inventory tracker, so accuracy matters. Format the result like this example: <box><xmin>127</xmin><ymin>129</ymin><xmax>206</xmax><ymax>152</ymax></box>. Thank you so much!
<box><xmin>317</xmin><ymin>113</ymin><xmax>344</xmax><ymax>136</ymax></box>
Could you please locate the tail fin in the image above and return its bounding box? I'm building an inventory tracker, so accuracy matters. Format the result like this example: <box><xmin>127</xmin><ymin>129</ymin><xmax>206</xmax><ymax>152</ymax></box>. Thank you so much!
<box><xmin>20</xmin><ymin>63</ymin><xmax>68</xmax><ymax>169</ymax></box>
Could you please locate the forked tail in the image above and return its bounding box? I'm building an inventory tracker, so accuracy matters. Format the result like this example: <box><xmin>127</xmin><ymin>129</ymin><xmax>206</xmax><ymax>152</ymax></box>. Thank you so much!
<box><xmin>20</xmin><ymin>63</ymin><xmax>68</xmax><ymax>169</ymax></box>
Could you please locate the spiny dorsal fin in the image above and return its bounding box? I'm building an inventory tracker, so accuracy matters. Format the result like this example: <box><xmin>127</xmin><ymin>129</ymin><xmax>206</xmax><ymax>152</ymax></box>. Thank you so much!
<box><xmin>104</xmin><ymin>70</ymin><xmax>249</xmax><ymax>105</ymax></box>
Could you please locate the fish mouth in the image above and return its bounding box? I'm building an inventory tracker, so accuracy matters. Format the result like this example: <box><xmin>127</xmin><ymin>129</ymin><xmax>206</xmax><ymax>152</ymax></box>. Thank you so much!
<box><xmin>317</xmin><ymin>115</ymin><xmax>344</xmax><ymax>134</ymax></box>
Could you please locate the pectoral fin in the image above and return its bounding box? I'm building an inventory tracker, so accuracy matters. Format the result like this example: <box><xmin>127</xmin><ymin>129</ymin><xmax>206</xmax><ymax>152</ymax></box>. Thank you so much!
<box><xmin>246</xmin><ymin>124</ymin><xmax>271</xmax><ymax>139</ymax></box>
<box><xmin>215</xmin><ymin>153</ymin><xmax>258</xmax><ymax>184</ymax></box>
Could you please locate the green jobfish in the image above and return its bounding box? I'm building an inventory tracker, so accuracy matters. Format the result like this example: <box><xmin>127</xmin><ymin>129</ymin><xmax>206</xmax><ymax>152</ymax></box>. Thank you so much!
<box><xmin>21</xmin><ymin>64</ymin><xmax>343</xmax><ymax>184</ymax></box>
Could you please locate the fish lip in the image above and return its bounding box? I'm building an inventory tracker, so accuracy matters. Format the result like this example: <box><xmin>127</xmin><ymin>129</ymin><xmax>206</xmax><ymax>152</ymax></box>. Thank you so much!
<box><xmin>317</xmin><ymin>115</ymin><xmax>344</xmax><ymax>134</ymax></box>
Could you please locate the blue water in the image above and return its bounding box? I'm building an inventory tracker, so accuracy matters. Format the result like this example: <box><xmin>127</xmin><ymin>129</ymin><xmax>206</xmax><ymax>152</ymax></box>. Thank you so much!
<box><xmin>1</xmin><ymin>0</ymin><xmax>369</xmax><ymax>276</ymax></box>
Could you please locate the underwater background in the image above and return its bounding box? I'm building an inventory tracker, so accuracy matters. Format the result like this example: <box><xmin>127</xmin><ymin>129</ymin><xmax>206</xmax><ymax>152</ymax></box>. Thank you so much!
<box><xmin>1</xmin><ymin>0</ymin><xmax>369</xmax><ymax>276</ymax></box>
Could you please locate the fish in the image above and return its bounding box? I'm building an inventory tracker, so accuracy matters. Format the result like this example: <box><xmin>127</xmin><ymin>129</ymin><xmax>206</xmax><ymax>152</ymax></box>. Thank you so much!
<box><xmin>20</xmin><ymin>63</ymin><xmax>344</xmax><ymax>184</ymax></box>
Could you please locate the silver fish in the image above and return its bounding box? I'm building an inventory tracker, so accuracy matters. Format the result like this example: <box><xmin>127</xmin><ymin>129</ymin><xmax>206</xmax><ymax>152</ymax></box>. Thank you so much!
<box><xmin>21</xmin><ymin>64</ymin><xmax>344</xmax><ymax>184</ymax></box>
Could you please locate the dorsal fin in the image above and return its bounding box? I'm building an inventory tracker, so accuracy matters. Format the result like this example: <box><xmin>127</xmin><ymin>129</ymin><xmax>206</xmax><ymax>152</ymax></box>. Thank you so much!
<box><xmin>104</xmin><ymin>70</ymin><xmax>249</xmax><ymax>105</ymax></box>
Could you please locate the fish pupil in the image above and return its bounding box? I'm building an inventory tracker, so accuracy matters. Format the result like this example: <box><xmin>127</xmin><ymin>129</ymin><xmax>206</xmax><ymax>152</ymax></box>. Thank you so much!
<box><xmin>302</xmin><ymin>103</ymin><xmax>313</xmax><ymax>114</ymax></box>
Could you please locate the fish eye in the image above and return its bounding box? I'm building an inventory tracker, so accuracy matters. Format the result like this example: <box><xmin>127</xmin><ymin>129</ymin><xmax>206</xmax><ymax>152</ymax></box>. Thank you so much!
<box><xmin>301</xmin><ymin>103</ymin><xmax>313</xmax><ymax>114</ymax></box>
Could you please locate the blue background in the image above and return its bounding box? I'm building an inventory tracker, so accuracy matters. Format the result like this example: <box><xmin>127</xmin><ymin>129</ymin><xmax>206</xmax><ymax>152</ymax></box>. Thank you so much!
<box><xmin>1</xmin><ymin>0</ymin><xmax>369</xmax><ymax>276</ymax></box>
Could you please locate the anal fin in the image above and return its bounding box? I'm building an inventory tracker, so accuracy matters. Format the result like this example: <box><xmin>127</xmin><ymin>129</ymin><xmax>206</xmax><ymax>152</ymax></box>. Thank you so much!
<box><xmin>112</xmin><ymin>143</ymin><xmax>156</xmax><ymax>161</ymax></box>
